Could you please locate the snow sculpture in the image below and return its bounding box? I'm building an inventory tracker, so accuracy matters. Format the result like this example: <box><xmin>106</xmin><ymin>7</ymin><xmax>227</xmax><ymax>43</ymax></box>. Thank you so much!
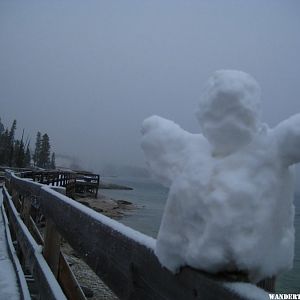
<box><xmin>141</xmin><ymin>70</ymin><xmax>300</xmax><ymax>282</ymax></box>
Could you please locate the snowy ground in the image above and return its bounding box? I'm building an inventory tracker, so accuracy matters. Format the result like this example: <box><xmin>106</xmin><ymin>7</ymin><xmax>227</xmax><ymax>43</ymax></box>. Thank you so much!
<box><xmin>0</xmin><ymin>190</ymin><xmax>20</xmax><ymax>299</ymax></box>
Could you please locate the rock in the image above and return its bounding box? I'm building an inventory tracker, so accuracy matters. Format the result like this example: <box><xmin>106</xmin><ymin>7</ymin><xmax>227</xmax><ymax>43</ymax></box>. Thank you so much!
<box><xmin>99</xmin><ymin>182</ymin><xmax>133</xmax><ymax>190</ymax></box>
<box><xmin>116</xmin><ymin>200</ymin><xmax>132</xmax><ymax>205</ymax></box>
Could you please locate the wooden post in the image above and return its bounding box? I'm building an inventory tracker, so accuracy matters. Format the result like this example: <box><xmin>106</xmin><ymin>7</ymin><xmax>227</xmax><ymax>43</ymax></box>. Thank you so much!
<box><xmin>29</xmin><ymin>216</ymin><xmax>44</xmax><ymax>245</ymax></box>
<box><xmin>11</xmin><ymin>190</ymin><xmax>21</xmax><ymax>212</ymax></box>
<box><xmin>43</xmin><ymin>219</ymin><xmax>61</xmax><ymax>278</ymax></box>
<box><xmin>21</xmin><ymin>195</ymin><xmax>32</xmax><ymax>228</ymax></box>
<box><xmin>58</xmin><ymin>253</ymin><xmax>87</xmax><ymax>300</ymax></box>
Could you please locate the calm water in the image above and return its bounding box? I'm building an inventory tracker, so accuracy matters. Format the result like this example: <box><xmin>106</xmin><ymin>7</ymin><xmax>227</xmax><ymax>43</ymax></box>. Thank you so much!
<box><xmin>101</xmin><ymin>176</ymin><xmax>300</xmax><ymax>292</ymax></box>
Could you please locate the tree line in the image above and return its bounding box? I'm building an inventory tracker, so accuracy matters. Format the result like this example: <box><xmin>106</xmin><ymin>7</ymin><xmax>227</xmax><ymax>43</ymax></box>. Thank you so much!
<box><xmin>0</xmin><ymin>118</ymin><xmax>55</xmax><ymax>169</ymax></box>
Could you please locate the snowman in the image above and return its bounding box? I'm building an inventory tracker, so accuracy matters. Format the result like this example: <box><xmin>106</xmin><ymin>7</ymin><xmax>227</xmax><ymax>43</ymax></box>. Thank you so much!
<box><xmin>141</xmin><ymin>70</ymin><xmax>300</xmax><ymax>282</ymax></box>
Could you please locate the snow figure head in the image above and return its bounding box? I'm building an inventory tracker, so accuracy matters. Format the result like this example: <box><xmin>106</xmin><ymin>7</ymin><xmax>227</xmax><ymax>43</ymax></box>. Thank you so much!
<box><xmin>196</xmin><ymin>70</ymin><xmax>261</xmax><ymax>156</ymax></box>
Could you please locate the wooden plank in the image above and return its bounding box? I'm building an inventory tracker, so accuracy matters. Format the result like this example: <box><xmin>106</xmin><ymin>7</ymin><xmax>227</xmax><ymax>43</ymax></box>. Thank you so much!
<box><xmin>21</xmin><ymin>195</ymin><xmax>32</xmax><ymax>227</ymax></box>
<box><xmin>58</xmin><ymin>252</ymin><xmax>87</xmax><ymax>300</ymax></box>
<box><xmin>29</xmin><ymin>216</ymin><xmax>44</xmax><ymax>245</ymax></box>
<box><xmin>29</xmin><ymin>219</ymin><xmax>87</xmax><ymax>300</ymax></box>
<box><xmin>2</xmin><ymin>187</ymin><xmax>67</xmax><ymax>300</ymax></box>
<box><xmin>39</xmin><ymin>189</ymin><xmax>243</xmax><ymax>300</ymax></box>
<box><xmin>43</xmin><ymin>219</ymin><xmax>61</xmax><ymax>278</ymax></box>
<box><xmin>1</xmin><ymin>204</ymin><xmax>31</xmax><ymax>300</ymax></box>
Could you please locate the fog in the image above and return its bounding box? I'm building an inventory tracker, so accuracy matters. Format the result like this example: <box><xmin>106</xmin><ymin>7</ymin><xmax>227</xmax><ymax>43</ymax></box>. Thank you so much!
<box><xmin>1</xmin><ymin>0</ymin><xmax>300</xmax><ymax>175</ymax></box>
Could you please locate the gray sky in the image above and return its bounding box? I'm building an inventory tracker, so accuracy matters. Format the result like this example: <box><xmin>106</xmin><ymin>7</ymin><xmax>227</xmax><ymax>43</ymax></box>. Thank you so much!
<box><xmin>1</xmin><ymin>0</ymin><xmax>300</xmax><ymax>172</ymax></box>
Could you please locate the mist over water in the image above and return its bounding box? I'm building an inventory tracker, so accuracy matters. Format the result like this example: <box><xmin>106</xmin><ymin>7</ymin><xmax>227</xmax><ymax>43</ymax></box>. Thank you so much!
<box><xmin>100</xmin><ymin>176</ymin><xmax>168</xmax><ymax>237</ymax></box>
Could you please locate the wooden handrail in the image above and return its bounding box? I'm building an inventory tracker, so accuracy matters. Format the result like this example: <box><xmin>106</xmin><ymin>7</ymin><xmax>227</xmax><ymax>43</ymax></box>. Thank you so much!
<box><xmin>20</xmin><ymin>170</ymin><xmax>99</xmax><ymax>198</ymax></box>
<box><xmin>3</xmin><ymin>171</ymin><xmax>244</xmax><ymax>300</ymax></box>
<box><xmin>2</xmin><ymin>186</ymin><xmax>67</xmax><ymax>299</ymax></box>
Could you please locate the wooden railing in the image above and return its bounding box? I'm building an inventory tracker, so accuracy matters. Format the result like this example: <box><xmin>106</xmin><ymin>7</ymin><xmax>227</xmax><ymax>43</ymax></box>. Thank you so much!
<box><xmin>21</xmin><ymin>170</ymin><xmax>77</xmax><ymax>198</ymax></box>
<box><xmin>2</xmin><ymin>171</ymin><xmax>246</xmax><ymax>300</ymax></box>
<box><xmin>20</xmin><ymin>170</ymin><xmax>100</xmax><ymax>199</ymax></box>
<box><xmin>73</xmin><ymin>171</ymin><xmax>100</xmax><ymax>198</ymax></box>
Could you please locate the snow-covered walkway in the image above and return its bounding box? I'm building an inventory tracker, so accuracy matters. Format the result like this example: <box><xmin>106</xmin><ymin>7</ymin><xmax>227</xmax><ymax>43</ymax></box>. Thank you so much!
<box><xmin>0</xmin><ymin>189</ymin><xmax>20</xmax><ymax>299</ymax></box>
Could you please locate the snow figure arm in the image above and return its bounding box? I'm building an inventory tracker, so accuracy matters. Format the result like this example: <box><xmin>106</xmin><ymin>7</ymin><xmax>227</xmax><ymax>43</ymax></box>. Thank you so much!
<box><xmin>273</xmin><ymin>113</ymin><xmax>300</xmax><ymax>166</ymax></box>
<box><xmin>141</xmin><ymin>115</ymin><xmax>207</xmax><ymax>187</ymax></box>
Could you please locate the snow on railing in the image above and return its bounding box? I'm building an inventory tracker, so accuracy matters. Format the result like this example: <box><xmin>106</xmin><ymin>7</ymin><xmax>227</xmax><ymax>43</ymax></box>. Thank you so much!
<box><xmin>2</xmin><ymin>171</ymin><xmax>248</xmax><ymax>300</ymax></box>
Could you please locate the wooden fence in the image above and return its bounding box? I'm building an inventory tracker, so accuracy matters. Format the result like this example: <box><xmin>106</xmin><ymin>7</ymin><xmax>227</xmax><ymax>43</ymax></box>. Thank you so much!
<box><xmin>21</xmin><ymin>170</ymin><xmax>77</xmax><ymax>198</ymax></box>
<box><xmin>2</xmin><ymin>171</ymin><xmax>249</xmax><ymax>300</ymax></box>
<box><xmin>20</xmin><ymin>170</ymin><xmax>100</xmax><ymax>199</ymax></box>
<box><xmin>73</xmin><ymin>171</ymin><xmax>100</xmax><ymax>198</ymax></box>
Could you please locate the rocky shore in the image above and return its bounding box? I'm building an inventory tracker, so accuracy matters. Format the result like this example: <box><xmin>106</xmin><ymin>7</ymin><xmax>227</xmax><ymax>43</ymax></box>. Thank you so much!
<box><xmin>74</xmin><ymin>192</ymin><xmax>135</xmax><ymax>219</ymax></box>
<box><xmin>99</xmin><ymin>181</ymin><xmax>133</xmax><ymax>190</ymax></box>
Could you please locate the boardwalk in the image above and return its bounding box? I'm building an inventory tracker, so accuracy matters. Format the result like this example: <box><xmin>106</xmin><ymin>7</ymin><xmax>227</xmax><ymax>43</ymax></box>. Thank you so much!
<box><xmin>0</xmin><ymin>170</ymin><xmax>262</xmax><ymax>299</ymax></box>
<box><xmin>0</xmin><ymin>189</ymin><xmax>29</xmax><ymax>299</ymax></box>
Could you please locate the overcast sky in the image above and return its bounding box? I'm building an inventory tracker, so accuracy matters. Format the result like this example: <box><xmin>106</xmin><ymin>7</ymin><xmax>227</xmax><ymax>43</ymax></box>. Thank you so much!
<box><xmin>1</xmin><ymin>0</ymin><xmax>300</xmax><ymax>172</ymax></box>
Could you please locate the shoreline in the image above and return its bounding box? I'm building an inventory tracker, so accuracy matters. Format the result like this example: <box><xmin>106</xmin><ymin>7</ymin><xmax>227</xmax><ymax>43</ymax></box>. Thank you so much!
<box><xmin>99</xmin><ymin>181</ymin><xmax>133</xmax><ymax>190</ymax></box>
<box><xmin>74</xmin><ymin>192</ymin><xmax>136</xmax><ymax>219</ymax></box>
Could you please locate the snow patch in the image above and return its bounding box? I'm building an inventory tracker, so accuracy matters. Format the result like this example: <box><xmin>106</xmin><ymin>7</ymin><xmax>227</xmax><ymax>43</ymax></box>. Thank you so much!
<box><xmin>224</xmin><ymin>282</ymin><xmax>269</xmax><ymax>300</ymax></box>
<box><xmin>0</xmin><ymin>191</ymin><xmax>20</xmax><ymax>300</ymax></box>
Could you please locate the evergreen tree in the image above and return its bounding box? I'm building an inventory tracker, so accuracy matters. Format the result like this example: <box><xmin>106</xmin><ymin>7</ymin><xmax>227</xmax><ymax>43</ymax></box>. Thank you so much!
<box><xmin>24</xmin><ymin>146</ymin><xmax>31</xmax><ymax>167</ymax></box>
<box><xmin>8</xmin><ymin>120</ymin><xmax>17</xmax><ymax>166</ymax></box>
<box><xmin>14</xmin><ymin>129</ymin><xmax>26</xmax><ymax>167</ymax></box>
<box><xmin>0</xmin><ymin>129</ymin><xmax>9</xmax><ymax>165</ymax></box>
<box><xmin>33</xmin><ymin>132</ymin><xmax>41</xmax><ymax>167</ymax></box>
<box><xmin>39</xmin><ymin>133</ymin><xmax>51</xmax><ymax>168</ymax></box>
<box><xmin>16</xmin><ymin>142</ymin><xmax>25</xmax><ymax>167</ymax></box>
<box><xmin>8</xmin><ymin>120</ymin><xmax>16</xmax><ymax>141</ymax></box>
<box><xmin>13</xmin><ymin>140</ymin><xmax>20</xmax><ymax>167</ymax></box>
<box><xmin>0</xmin><ymin>118</ymin><xmax>4</xmax><ymax>135</ymax></box>
<box><xmin>50</xmin><ymin>152</ymin><xmax>56</xmax><ymax>169</ymax></box>
<box><xmin>0</xmin><ymin>118</ymin><xmax>55</xmax><ymax>169</ymax></box>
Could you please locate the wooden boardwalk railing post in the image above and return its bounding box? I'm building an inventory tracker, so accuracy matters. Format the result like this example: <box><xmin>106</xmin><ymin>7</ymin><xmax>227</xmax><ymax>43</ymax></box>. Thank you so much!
<box><xmin>43</xmin><ymin>219</ymin><xmax>62</xmax><ymax>278</ymax></box>
<box><xmin>12</xmin><ymin>189</ymin><xmax>21</xmax><ymax>212</ymax></box>
<box><xmin>21</xmin><ymin>194</ymin><xmax>32</xmax><ymax>228</ymax></box>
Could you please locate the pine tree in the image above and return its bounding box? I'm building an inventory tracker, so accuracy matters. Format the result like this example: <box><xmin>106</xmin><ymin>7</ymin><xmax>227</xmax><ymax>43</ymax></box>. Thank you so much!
<box><xmin>13</xmin><ymin>140</ymin><xmax>25</xmax><ymax>167</ymax></box>
<box><xmin>0</xmin><ymin>118</ymin><xmax>4</xmax><ymax>135</ymax></box>
<box><xmin>50</xmin><ymin>152</ymin><xmax>56</xmax><ymax>169</ymax></box>
<box><xmin>39</xmin><ymin>133</ymin><xmax>51</xmax><ymax>168</ymax></box>
<box><xmin>33</xmin><ymin>132</ymin><xmax>41</xmax><ymax>167</ymax></box>
<box><xmin>0</xmin><ymin>118</ymin><xmax>4</xmax><ymax>165</ymax></box>
<box><xmin>0</xmin><ymin>119</ymin><xmax>55</xmax><ymax>169</ymax></box>
<box><xmin>14</xmin><ymin>129</ymin><xmax>26</xmax><ymax>167</ymax></box>
<box><xmin>24</xmin><ymin>146</ymin><xmax>31</xmax><ymax>167</ymax></box>
<box><xmin>0</xmin><ymin>129</ymin><xmax>9</xmax><ymax>165</ymax></box>
<box><xmin>0</xmin><ymin>123</ymin><xmax>5</xmax><ymax>164</ymax></box>
<box><xmin>8</xmin><ymin>120</ymin><xmax>17</xmax><ymax>166</ymax></box>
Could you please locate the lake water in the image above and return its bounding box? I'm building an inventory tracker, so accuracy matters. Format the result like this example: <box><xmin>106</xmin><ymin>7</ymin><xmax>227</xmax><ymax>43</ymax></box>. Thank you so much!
<box><xmin>101</xmin><ymin>176</ymin><xmax>300</xmax><ymax>293</ymax></box>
